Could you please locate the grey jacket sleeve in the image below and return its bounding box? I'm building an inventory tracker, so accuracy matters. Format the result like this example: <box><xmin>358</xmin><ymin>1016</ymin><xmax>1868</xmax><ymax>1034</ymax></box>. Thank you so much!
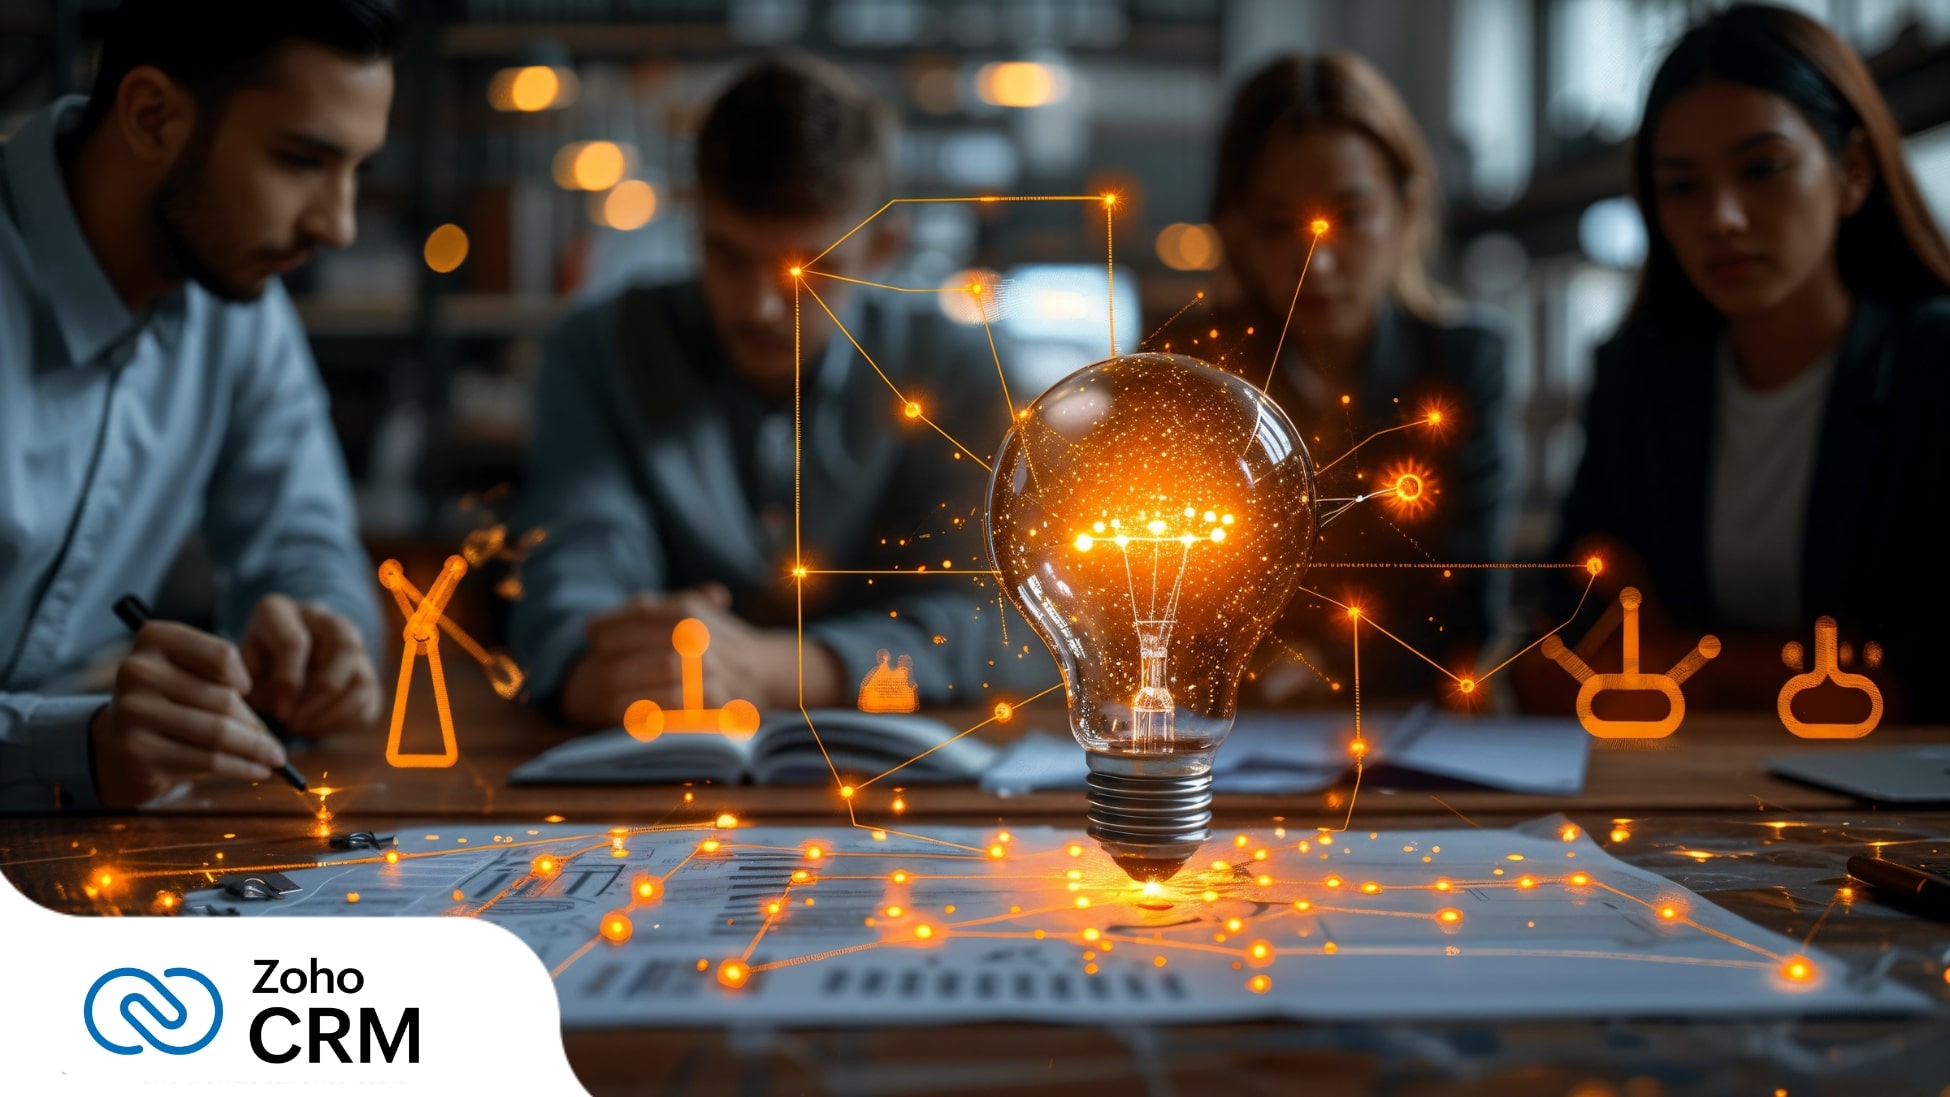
<box><xmin>507</xmin><ymin>299</ymin><xmax>668</xmax><ymax>706</ymax></box>
<box><xmin>0</xmin><ymin>692</ymin><xmax>104</xmax><ymax>810</ymax></box>
<box><xmin>200</xmin><ymin>282</ymin><xmax>381</xmax><ymax>654</ymax></box>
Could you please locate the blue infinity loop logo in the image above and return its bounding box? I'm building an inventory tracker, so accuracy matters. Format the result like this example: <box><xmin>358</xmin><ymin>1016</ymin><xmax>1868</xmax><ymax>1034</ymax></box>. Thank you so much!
<box><xmin>84</xmin><ymin>967</ymin><xmax>223</xmax><ymax>1055</ymax></box>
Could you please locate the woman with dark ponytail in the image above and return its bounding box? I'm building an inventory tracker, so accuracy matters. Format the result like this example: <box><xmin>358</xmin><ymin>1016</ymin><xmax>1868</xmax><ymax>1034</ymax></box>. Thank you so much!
<box><xmin>1548</xmin><ymin>4</ymin><xmax>1950</xmax><ymax>719</ymax></box>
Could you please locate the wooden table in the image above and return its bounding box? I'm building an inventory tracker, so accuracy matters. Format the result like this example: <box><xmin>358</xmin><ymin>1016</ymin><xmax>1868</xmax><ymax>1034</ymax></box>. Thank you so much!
<box><xmin>5</xmin><ymin>673</ymin><xmax>1948</xmax><ymax>1096</ymax></box>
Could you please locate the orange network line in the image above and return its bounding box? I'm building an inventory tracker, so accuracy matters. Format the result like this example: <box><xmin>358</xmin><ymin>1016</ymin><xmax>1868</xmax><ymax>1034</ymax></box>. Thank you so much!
<box><xmin>1261</xmin><ymin>219</ymin><xmax>1329</xmax><ymax>392</ymax></box>
<box><xmin>1142</xmin><ymin>289</ymin><xmax>1209</xmax><ymax>349</ymax></box>
<box><xmin>801</xmin><ymin>194</ymin><xmax>1113</xmax><ymax>269</ymax></box>
<box><xmin>1314</xmin><ymin>416</ymin><xmax>1441</xmax><ymax>477</ymax></box>
<box><xmin>800</xmin><ymin>278</ymin><xmax>992</xmax><ymax>471</ymax></box>
<box><xmin>855</xmin><ymin>681</ymin><xmax>1065</xmax><ymax>791</ymax></box>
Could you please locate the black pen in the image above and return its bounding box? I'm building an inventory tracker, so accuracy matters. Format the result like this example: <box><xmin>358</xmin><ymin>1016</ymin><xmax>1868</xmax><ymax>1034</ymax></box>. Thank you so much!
<box><xmin>112</xmin><ymin>594</ymin><xmax>310</xmax><ymax>793</ymax></box>
<box><xmin>1846</xmin><ymin>855</ymin><xmax>1950</xmax><ymax>921</ymax></box>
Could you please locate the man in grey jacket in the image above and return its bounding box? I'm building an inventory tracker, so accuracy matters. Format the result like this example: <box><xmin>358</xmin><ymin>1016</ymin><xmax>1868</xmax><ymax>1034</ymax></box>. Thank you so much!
<box><xmin>511</xmin><ymin>56</ymin><xmax>1053</xmax><ymax>726</ymax></box>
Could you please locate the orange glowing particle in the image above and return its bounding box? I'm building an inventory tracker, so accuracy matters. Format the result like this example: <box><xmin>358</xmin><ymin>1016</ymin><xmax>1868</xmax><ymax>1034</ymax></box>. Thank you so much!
<box><xmin>1435</xmin><ymin>880</ymin><xmax>1452</xmax><ymax>891</ymax></box>
<box><xmin>601</xmin><ymin>911</ymin><xmax>633</xmax><ymax>943</ymax></box>
<box><xmin>1349</xmin><ymin>738</ymin><xmax>1368</xmax><ymax>759</ymax></box>
<box><xmin>633</xmin><ymin>875</ymin><xmax>661</xmax><ymax>901</ymax></box>
<box><xmin>701</xmin><ymin>839</ymin><xmax>721</xmax><ymax>853</ymax></box>
<box><xmin>1225</xmin><ymin>918</ymin><xmax>1244</xmax><ymax>933</ymax></box>
<box><xmin>884</xmin><ymin>905</ymin><xmax>904</xmax><ymax>918</ymax></box>
<box><xmin>1340</xmin><ymin>394</ymin><xmax>1351</xmax><ymax>406</ymax></box>
<box><xmin>1067</xmin><ymin>844</ymin><xmax>1084</xmax><ymax>858</ymax></box>
<box><xmin>1310</xmin><ymin>218</ymin><xmax>1330</xmax><ymax>236</ymax></box>
<box><xmin>1346</xmin><ymin>606</ymin><xmax>1361</xmax><ymax>620</ymax></box>
<box><xmin>988</xmin><ymin>844</ymin><xmax>1006</xmax><ymax>859</ymax></box>
<box><xmin>717</xmin><ymin>960</ymin><xmax>749</xmax><ymax>988</ymax></box>
<box><xmin>1075</xmin><ymin>897</ymin><xmax>1091</xmax><ymax>909</ymax></box>
<box><xmin>1248</xmin><ymin>940</ymin><xmax>1272</xmax><ymax>960</ymax></box>
<box><xmin>993</xmin><ymin>702</ymin><xmax>1013</xmax><ymax>721</ymax></box>
<box><xmin>840</xmin><ymin>785</ymin><xmax>855</xmax><ymax>799</ymax></box>
<box><xmin>766</xmin><ymin>902</ymin><xmax>781</xmax><ymax>915</ymax></box>
<box><xmin>805</xmin><ymin>846</ymin><xmax>823</xmax><ymax>860</ymax></box>
<box><xmin>891</xmin><ymin>796</ymin><xmax>906</xmax><ymax>813</ymax></box>
<box><xmin>791</xmin><ymin>869</ymin><xmax>811</xmax><ymax>882</ymax></box>
<box><xmin>717</xmin><ymin>813</ymin><xmax>738</xmax><ymax>828</ymax></box>
<box><xmin>1426</xmin><ymin>410</ymin><xmax>1443</xmax><ymax>426</ymax></box>
<box><xmin>452</xmin><ymin>889</ymin><xmax>465</xmax><ymax>902</ymax></box>
<box><xmin>1293</xmin><ymin>900</ymin><xmax>1312</xmax><ymax>912</ymax></box>
<box><xmin>1323</xmin><ymin>941</ymin><xmax>1339</xmax><ymax>954</ymax></box>
<box><xmin>1459</xmin><ymin>678</ymin><xmax>1476</xmax><ymax>694</ymax></box>
<box><xmin>891</xmin><ymin>870</ymin><xmax>910</xmax><ymax>884</ymax></box>
<box><xmin>1394</xmin><ymin>473</ymin><xmax>1424</xmax><ymax>502</ymax></box>
<box><xmin>1083</xmin><ymin>963</ymin><xmax>1100</xmax><ymax>976</ymax></box>
<box><xmin>1247</xmin><ymin>973</ymin><xmax>1272</xmax><ymax>994</ymax></box>
<box><xmin>914</xmin><ymin>924</ymin><xmax>935</xmax><ymax>940</ymax></box>
<box><xmin>1256</xmin><ymin>875</ymin><xmax>1273</xmax><ymax>887</ymax></box>
<box><xmin>532</xmin><ymin>855</ymin><xmax>559</xmax><ymax>877</ymax></box>
<box><xmin>1202</xmin><ymin>890</ymin><xmax>1219</xmax><ymax>902</ymax></box>
<box><xmin>1659</xmin><ymin>905</ymin><xmax>1679</xmax><ymax>920</ymax></box>
<box><xmin>683</xmin><ymin>792</ymin><xmax>694</xmax><ymax>803</ymax></box>
<box><xmin>788</xmin><ymin>266</ymin><xmax>802</xmax><ymax>277</ymax></box>
<box><xmin>346</xmin><ymin>892</ymin><xmax>361</xmax><ymax>904</ymax></box>
<box><xmin>1437</xmin><ymin>908</ymin><xmax>1463</xmax><ymax>924</ymax></box>
<box><xmin>1325</xmin><ymin>876</ymin><xmax>1343</xmax><ymax>888</ymax></box>
<box><xmin>1611</xmin><ymin>827</ymin><xmax>1631</xmax><ymax>843</ymax></box>
<box><xmin>1570</xmin><ymin>872</ymin><xmax>1591</xmax><ymax>887</ymax></box>
<box><xmin>1252</xmin><ymin>848</ymin><xmax>1269</xmax><ymax>861</ymax></box>
<box><xmin>1517</xmin><ymin>876</ymin><xmax>1536</xmax><ymax>889</ymax></box>
<box><xmin>1560</xmin><ymin>825</ymin><xmax>1580</xmax><ymax>842</ymax></box>
<box><xmin>1586</xmin><ymin>556</ymin><xmax>1604</xmax><ymax>576</ymax></box>
<box><xmin>1082</xmin><ymin>928</ymin><xmax>1101</xmax><ymax>942</ymax></box>
<box><xmin>384</xmin><ymin>850</ymin><xmax>401</xmax><ymax>865</ymax></box>
<box><xmin>1154</xmin><ymin>956</ymin><xmax>1167</xmax><ymax>968</ymax></box>
<box><xmin>1360</xmin><ymin>882</ymin><xmax>1381</xmax><ymax>895</ymax></box>
<box><xmin>903</xmin><ymin>401</ymin><xmax>922</xmax><ymax>420</ymax></box>
<box><xmin>1781</xmin><ymin>957</ymin><xmax>1813</xmax><ymax>982</ymax></box>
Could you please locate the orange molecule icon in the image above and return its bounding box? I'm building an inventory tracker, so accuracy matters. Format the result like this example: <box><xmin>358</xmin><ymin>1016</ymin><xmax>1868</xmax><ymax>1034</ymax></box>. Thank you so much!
<box><xmin>622</xmin><ymin>619</ymin><xmax>762</xmax><ymax>742</ymax></box>
<box><xmin>378</xmin><ymin>556</ymin><xmax>467</xmax><ymax>767</ymax></box>
<box><xmin>1778</xmin><ymin>617</ymin><xmax>1883</xmax><ymax>739</ymax></box>
<box><xmin>1541</xmin><ymin>587</ymin><xmax>1719</xmax><ymax>739</ymax></box>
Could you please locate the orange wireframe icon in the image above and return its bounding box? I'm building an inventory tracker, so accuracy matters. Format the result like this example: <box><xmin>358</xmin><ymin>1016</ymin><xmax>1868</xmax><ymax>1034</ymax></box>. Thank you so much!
<box><xmin>1778</xmin><ymin>617</ymin><xmax>1883</xmax><ymax>739</ymax></box>
<box><xmin>622</xmin><ymin>619</ymin><xmax>761</xmax><ymax>742</ymax></box>
<box><xmin>1540</xmin><ymin>587</ymin><xmax>1719</xmax><ymax>739</ymax></box>
<box><xmin>378</xmin><ymin>556</ymin><xmax>468</xmax><ymax>767</ymax></box>
<box><xmin>857</xmin><ymin>648</ymin><xmax>920</xmax><ymax>713</ymax></box>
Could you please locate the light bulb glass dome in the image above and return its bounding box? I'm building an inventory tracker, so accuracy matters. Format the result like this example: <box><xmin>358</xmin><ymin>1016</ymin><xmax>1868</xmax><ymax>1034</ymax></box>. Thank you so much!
<box><xmin>987</xmin><ymin>353</ymin><xmax>1316</xmax><ymax>880</ymax></box>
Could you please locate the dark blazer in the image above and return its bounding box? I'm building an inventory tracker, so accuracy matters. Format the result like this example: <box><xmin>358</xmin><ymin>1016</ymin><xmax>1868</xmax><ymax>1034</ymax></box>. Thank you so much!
<box><xmin>1257</xmin><ymin>302</ymin><xmax>1512</xmax><ymax>692</ymax></box>
<box><xmin>1552</xmin><ymin>295</ymin><xmax>1950</xmax><ymax>721</ymax></box>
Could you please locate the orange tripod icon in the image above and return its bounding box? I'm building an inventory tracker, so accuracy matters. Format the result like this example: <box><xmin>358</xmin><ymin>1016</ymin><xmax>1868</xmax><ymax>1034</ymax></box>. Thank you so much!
<box><xmin>622</xmin><ymin>619</ymin><xmax>762</xmax><ymax>742</ymax></box>
<box><xmin>378</xmin><ymin>556</ymin><xmax>467</xmax><ymax>767</ymax></box>
<box><xmin>1542</xmin><ymin>587</ymin><xmax>1719</xmax><ymax>739</ymax></box>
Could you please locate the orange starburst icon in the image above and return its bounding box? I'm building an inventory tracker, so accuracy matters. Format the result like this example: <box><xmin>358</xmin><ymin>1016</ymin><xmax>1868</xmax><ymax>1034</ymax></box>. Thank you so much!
<box><xmin>1380</xmin><ymin>461</ymin><xmax>1434</xmax><ymax>516</ymax></box>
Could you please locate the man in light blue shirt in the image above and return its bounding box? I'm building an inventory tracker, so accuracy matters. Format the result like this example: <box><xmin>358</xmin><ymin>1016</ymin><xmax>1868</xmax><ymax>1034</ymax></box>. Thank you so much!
<box><xmin>0</xmin><ymin>1</ymin><xmax>400</xmax><ymax>809</ymax></box>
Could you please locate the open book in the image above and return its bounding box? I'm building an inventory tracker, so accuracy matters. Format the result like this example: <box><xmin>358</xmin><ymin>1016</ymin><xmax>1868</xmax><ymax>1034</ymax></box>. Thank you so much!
<box><xmin>510</xmin><ymin>709</ymin><xmax>997</xmax><ymax>786</ymax></box>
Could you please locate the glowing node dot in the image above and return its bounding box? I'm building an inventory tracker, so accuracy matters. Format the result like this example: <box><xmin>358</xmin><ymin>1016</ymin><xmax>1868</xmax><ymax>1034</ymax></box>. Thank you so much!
<box><xmin>1225</xmin><ymin>918</ymin><xmax>1244</xmax><ymax>933</ymax></box>
<box><xmin>1210</xmin><ymin>527</ymin><xmax>1227</xmax><ymax>543</ymax></box>
<box><xmin>903</xmin><ymin>401</ymin><xmax>922</xmax><ymax>419</ymax></box>
<box><xmin>1325</xmin><ymin>876</ymin><xmax>1343</xmax><ymax>888</ymax></box>
<box><xmin>1340</xmin><ymin>394</ymin><xmax>1351</xmax><ymax>406</ymax></box>
<box><xmin>788</xmin><ymin>266</ymin><xmax>802</xmax><ymax>277</ymax></box>
<box><xmin>1435</xmin><ymin>880</ymin><xmax>1452</xmax><ymax>891</ymax></box>
<box><xmin>384</xmin><ymin>850</ymin><xmax>400</xmax><ymax>865</ymax></box>
<box><xmin>993</xmin><ymin>703</ymin><xmax>1013</xmax><ymax>721</ymax></box>
<box><xmin>1437</xmin><ymin>908</ymin><xmax>1463</xmax><ymax>924</ymax></box>
<box><xmin>1570</xmin><ymin>872</ymin><xmax>1591</xmax><ymax>886</ymax></box>
<box><xmin>914</xmin><ymin>924</ymin><xmax>935</xmax><ymax>940</ymax></box>
<box><xmin>1518</xmin><ymin>876</ymin><xmax>1537</xmax><ymax>889</ymax></box>
<box><xmin>1459</xmin><ymin>678</ymin><xmax>1476</xmax><ymax>694</ymax></box>
<box><xmin>1346</xmin><ymin>606</ymin><xmax>1361</xmax><ymax>620</ymax></box>
<box><xmin>1067</xmin><ymin>844</ymin><xmax>1083</xmax><ymax>858</ymax></box>
<box><xmin>1248</xmin><ymin>940</ymin><xmax>1272</xmax><ymax>960</ymax></box>
<box><xmin>717</xmin><ymin>813</ymin><xmax>738</xmax><ymax>829</ymax></box>
<box><xmin>346</xmin><ymin>892</ymin><xmax>360</xmax><ymax>904</ymax></box>
<box><xmin>717</xmin><ymin>960</ymin><xmax>749</xmax><ymax>989</ymax></box>
<box><xmin>988</xmin><ymin>844</ymin><xmax>1006</xmax><ymax>859</ymax></box>
<box><xmin>1074</xmin><ymin>534</ymin><xmax>1093</xmax><ymax>552</ymax></box>
<box><xmin>1781</xmin><ymin>957</ymin><xmax>1814</xmax><ymax>982</ymax></box>
<box><xmin>532</xmin><ymin>855</ymin><xmax>559</xmax><ymax>877</ymax></box>
<box><xmin>1082</xmin><ymin>928</ymin><xmax>1101</xmax><ymax>942</ymax></box>
<box><xmin>633</xmin><ymin>875</ymin><xmax>661</xmax><ymax>901</ymax></box>
<box><xmin>601</xmin><ymin>911</ymin><xmax>633</xmax><ymax>943</ymax></box>
<box><xmin>805</xmin><ymin>847</ymin><xmax>823</xmax><ymax>860</ymax></box>
<box><xmin>1587</xmin><ymin>556</ymin><xmax>1604</xmax><ymax>576</ymax></box>
<box><xmin>1310</xmin><ymin>218</ymin><xmax>1330</xmax><ymax>236</ymax></box>
<box><xmin>885</xmin><ymin>905</ymin><xmax>904</xmax><ymax>918</ymax></box>
<box><xmin>1075</xmin><ymin>897</ymin><xmax>1091</xmax><ymax>909</ymax></box>
<box><xmin>1394</xmin><ymin>473</ymin><xmax>1424</xmax><ymax>501</ymax></box>
<box><xmin>1659</xmin><ymin>905</ymin><xmax>1680</xmax><ymax>920</ymax></box>
<box><xmin>1248</xmin><ymin>974</ymin><xmax>1273</xmax><ymax>994</ymax></box>
<box><xmin>840</xmin><ymin>785</ymin><xmax>855</xmax><ymax>800</ymax></box>
<box><xmin>1360</xmin><ymin>882</ymin><xmax>1381</xmax><ymax>895</ymax></box>
<box><xmin>892</xmin><ymin>870</ymin><xmax>910</xmax><ymax>884</ymax></box>
<box><xmin>1350</xmin><ymin>739</ymin><xmax>1368</xmax><ymax>759</ymax></box>
<box><xmin>701</xmin><ymin>839</ymin><xmax>721</xmax><ymax>853</ymax></box>
<box><xmin>1292</xmin><ymin>900</ymin><xmax>1311</xmax><ymax>912</ymax></box>
<box><xmin>1427</xmin><ymin>411</ymin><xmax>1443</xmax><ymax>425</ymax></box>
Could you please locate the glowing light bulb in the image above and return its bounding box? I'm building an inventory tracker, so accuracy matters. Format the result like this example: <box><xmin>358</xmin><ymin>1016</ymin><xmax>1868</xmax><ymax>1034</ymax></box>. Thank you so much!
<box><xmin>988</xmin><ymin>353</ymin><xmax>1316</xmax><ymax>882</ymax></box>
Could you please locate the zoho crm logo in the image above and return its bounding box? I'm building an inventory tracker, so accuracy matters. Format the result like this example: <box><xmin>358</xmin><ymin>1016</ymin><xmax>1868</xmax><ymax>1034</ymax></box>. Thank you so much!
<box><xmin>84</xmin><ymin>967</ymin><xmax>223</xmax><ymax>1055</ymax></box>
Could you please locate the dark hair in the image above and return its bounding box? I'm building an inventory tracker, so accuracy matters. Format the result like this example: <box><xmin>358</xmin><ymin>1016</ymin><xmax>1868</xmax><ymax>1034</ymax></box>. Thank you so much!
<box><xmin>1627</xmin><ymin>3</ymin><xmax>1950</xmax><ymax>338</ymax></box>
<box><xmin>1212</xmin><ymin>51</ymin><xmax>1451</xmax><ymax>323</ymax></box>
<box><xmin>696</xmin><ymin>52</ymin><xmax>893</xmax><ymax>217</ymax></box>
<box><xmin>79</xmin><ymin>0</ymin><xmax>401</xmax><ymax>135</ymax></box>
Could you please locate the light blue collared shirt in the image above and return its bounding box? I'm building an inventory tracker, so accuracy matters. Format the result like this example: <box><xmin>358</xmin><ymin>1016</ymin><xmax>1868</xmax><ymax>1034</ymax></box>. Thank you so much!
<box><xmin>0</xmin><ymin>97</ymin><xmax>380</xmax><ymax>809</ymax></box>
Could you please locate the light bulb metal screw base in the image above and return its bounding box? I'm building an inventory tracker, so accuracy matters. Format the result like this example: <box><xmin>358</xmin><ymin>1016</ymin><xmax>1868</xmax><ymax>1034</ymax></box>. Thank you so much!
<box><xmin>1084</xmin><ymin>753</ymin><xmax>1212</xmax><ymax>883</ymax></box>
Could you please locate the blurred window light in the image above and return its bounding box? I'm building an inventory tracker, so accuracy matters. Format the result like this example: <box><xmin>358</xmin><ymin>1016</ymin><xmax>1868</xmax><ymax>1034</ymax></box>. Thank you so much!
<box><xmin>591</xmin><ymin>180</ymin><xmax>658</xmax><ymax>231</ymax></box>
<box><xmin>1459</xmin><ymin>232</ymin><xmax>1530</xmax><ymax>297</ymax></box>
<box><xmin>1577</xmin><ymin>197</ymin><xmax>1647</xmax><ymax>270</ymax></box>
<box><xmin>729</xmin><ymin>0</ymin><xmax>809</xmax><ymax>44</ymax></box>
<box><xmin>939</xmin><ymin>132</ymin><xmax>1020</xmax><ymax>188</ymax></box>
<box><xmin>995</xmin><ymin>264</ymin><xmax>1141</xmax><ymax>397</ymax></box>
<box><xmin>1907</xmin><ymin>121</ymin><xmax>1950</xmax><ymax>233</ymax></box>
<box><xmin>423</xmin><ymin>224</ymin><xmax>469</xmax><ymax>274</ymax></box>
<box><xmin>553</xmin><ymin>141</ymin><xmax>633</xmax><ymax>192</ymax></box>
<box><xmin>975</xmin><ymin>61</ymin><xmax>1071</xmax><ymax>108</ymax></box>
<box><xmin>489</xmin><ymin>66</ymin><xmax>578</xmax><ymax>113</ymax></box>
<box><xmin>937</xmin><ymin>268</ymin><xmax>1002</xmax><ymax>325</ymax></box>
<box><xmin>829</xmin><ymin>0</ymin><xmax>928</xmax><ymax>46</ymax></box>
<box><xmin>1547</xmin><ymin>0</ymin><xmax>1687</xmax><ymax>142</ymax></box>
<box><xmin>1155</xmin><ymin>223</ymin><xmax>1222</xmax><ymax>271</ymax></box>
<box><xmin>1450</xmin><ymin>0</ymin><xmax>1532</xmax><ymax>207</ymax></box>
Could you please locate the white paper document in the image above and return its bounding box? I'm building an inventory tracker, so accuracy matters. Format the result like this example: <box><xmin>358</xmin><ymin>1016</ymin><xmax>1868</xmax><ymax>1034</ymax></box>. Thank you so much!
<box><xmin>187</xmin><ymin>817</ymin><xmax>1924</xmax><ymax>1027</ymax></box>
